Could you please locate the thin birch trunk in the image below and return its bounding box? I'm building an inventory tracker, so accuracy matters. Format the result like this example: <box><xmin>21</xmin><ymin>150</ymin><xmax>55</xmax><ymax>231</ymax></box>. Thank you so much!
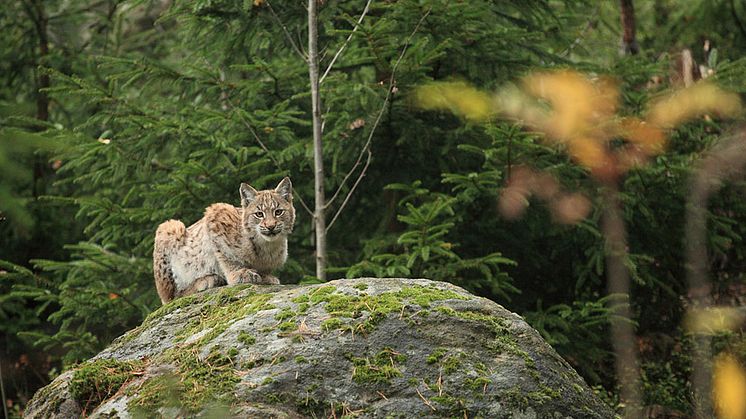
<box><xmin>308</xmin><ymin>0</ymin><xmax>327</xmax><ymax>280</ymax></box>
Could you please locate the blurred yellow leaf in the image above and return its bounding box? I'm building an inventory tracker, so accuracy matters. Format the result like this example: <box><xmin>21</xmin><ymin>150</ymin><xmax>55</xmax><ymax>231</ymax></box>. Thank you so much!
<box><xmin>684</xmin><ymin>307</ymin><xmax>746</xmax><ymax>335</ymax></box>
<box><xmin>414</xmin><ymin>81</ymin><xmax>493</xmax><ymax>121</ymax></box>
<box><xmin>495</xmin><ymin>84</ymin><xmax>550</xmax><ymax>128</ymax></box>
<box><xmin>523</xmin><ymin>71</ymin><xmax>618</xmax><ymax>141</ymax></box>
<box><xmin>713</xmin><ymin>353</ymin><xmax>746</xmax><ymax>419</ymax></box>
<box><xmin>620</xmin><ymin>118</ymin><xmax>666</xmax><ymax>155</ymax></box>
<box><xmin>414</xmin><ymin>71</ymin><xmax>741</xmax><ymax>182</ymax></box>
<box><xmin>648</xmin><ymin>82</ymin><xmax>742</xmax><ymax>128</ymax></box>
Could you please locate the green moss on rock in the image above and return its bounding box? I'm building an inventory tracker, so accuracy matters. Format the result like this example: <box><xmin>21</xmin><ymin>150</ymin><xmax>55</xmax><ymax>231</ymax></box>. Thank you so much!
<box><xmin>118</xmin><ymin>294</ymin><xmax>201</xmax><ymax>344</ymax></box>
<box><xmin>69</xmin><ymin>359</ymin><xmax>144</xmax><ymax>409</ymax></box>
<box><xmin>394</xmin><ymin>285</ymin><xmax>466</xmax><ymax>308</ymax></box>
<box><xmin>127</xmin><ymin>373</ymin><xmax>181</xmax><ymax>416</ymax></box>
<box><xmin>177</xmin><ymin>289</ymin><xmax>274</xmax><ymax>345</ymax></box>
<box><xmin>128</xmin><ymin>346</ymin><xmax>239</xmax><ymax>415</ymax></box>
<box><xmin>351</xmin><ymin>348</ymin><xmax>406</xmax><ymax>385</ymax></box>
<box><xmin>441</xmin><ymin>354</ymin><xmax>463</xmax><ymax>374</ymax></box>
<box><xmin>309</xmin><ymin>286</ymin><xmax>337</xmax><ymax>304</ymax></box>
<box><xmin>274</xmin><ymin>307</ymin><xmax>295</xmax><ymax>321</ymax></box>
<box><xmin>278</xmin><ymin>321</ymin><xmax>297</xmax><ymax>331</ymax></box>
<box><xmin>436</xmin><ymin>308</ymin><xmax>535</xmax><ymax>370</ymax></box>
<box><xmin>237</xmin><ymin>331</ymin><xmax>256</xmax><ymax>346</ymax></box>
<box><xmin>311</xmin><ymin>284</ymin><xmax>469</xmax><ymax>334</ymax></box>
<box><xmin>427</xmin><ymin>348</ymin><xmax>448</xmax><ymax>364</ymax></box>
<box><xmin>430</xmin><ymin>393</ymin><xmax>468</xmax><ymax>417</ymax></box>
<box><xmin>291</xmin><ymin>294</ymin><xmax>309</xmax><ymax>303</ymax></box>
<box><xmin>321</xmin><ymin>318</ymin><xmax>343</xmax><ymax>331</ymax></box>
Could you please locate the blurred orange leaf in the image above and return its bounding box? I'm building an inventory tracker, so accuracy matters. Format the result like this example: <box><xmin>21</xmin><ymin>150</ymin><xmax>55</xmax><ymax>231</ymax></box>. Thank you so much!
<box><xmin>551</xmin><ymin>193</ymin><xmax>592</xmax><ymax>225</ymax></box>
<box><xmin>498</xmin><ymin>186</ymin><xmax>529</xmax><ymax>220</ymax></box>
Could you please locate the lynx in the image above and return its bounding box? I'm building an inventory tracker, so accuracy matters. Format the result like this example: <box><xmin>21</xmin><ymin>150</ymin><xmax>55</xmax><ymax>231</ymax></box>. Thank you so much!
<box><xmin>153</xmin><ymin>177</ymin><xmax>295</xmax><ymax>304</ymax></box>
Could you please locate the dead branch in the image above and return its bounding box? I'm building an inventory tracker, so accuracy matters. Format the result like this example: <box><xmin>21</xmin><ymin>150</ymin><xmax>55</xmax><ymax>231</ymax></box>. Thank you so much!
<box><xmin>324</xmin><ymin>7</ymin><xmax>432</xmax><ymax>230</ymax></box>
<box><xmin>320</xmin><ymin>0</ymin><xmax>373</xmax><ymax>85</ymax></box>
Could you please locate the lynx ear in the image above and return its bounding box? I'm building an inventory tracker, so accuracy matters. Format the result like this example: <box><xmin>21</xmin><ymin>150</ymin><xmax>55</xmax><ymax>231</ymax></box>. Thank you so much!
<box><xmin>240</xmin><ymin>183</ymin><xmax>258</xmax><ymax>207</ymax></box>
<box><xmin>275</xmin><ymin>177</ymin><xmax>292</xmax><ymax>201</ymax></box>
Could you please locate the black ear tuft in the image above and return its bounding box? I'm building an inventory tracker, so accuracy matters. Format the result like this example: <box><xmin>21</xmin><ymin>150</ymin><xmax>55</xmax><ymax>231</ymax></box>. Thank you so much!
<box><xmin>240</xmin><ymin>183</ymin><xmax>258</xmax><ymax>206</ymax></box>
<box><xmin>275</xmin><ymin>177</ymin><xmax>292</xmax><ymax>201</ymax></box>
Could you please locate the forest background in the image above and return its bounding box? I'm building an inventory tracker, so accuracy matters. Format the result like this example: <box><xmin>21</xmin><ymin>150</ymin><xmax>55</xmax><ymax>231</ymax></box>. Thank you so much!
<box><xmin>2</xmin><ymin>0</ymin><xmax>746</xmax><ymax>417</ymax></box>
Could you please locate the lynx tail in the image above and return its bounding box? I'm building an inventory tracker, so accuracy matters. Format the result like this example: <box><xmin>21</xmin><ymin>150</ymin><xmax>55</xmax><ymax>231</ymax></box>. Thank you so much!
<box><xmin>153</xmin><ymin>220</ymin><xmax>186</xmax><ymax>304</ymax></box>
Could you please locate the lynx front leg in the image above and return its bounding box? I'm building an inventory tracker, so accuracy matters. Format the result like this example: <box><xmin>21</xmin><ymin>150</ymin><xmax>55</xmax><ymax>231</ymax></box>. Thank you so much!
<box><xmin>178</xmin><ymin>274</ymin><xmax>226</xmax><ymax>298</ymax></box>
<box><xmin>214</xmin><ymin>253</ymin><xmax>260</xmax><ymax>285</ymax></box>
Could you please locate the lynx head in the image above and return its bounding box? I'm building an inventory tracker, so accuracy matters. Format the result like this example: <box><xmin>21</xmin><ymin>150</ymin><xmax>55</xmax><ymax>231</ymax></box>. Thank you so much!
<box><xmin>239</xmin><ymin>177</ymin><xmax>295</xmax><ymax>242</ymax></box>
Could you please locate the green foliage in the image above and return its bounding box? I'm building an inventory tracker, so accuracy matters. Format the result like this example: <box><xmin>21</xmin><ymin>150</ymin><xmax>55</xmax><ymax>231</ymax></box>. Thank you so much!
<box><xmin>2</xmin><ymin>0</ymin><xmax>746</xmax><ymax>415</ymax></box>
<box><xmin>0</xmin><ymin>261</ymin><xmax>47</xmax><ymax>352</ymax></box>
<box><xmin>524</xmin><ymin>297</ymin><xmax>618</xmax><ymax>382</ymax></box>
<box><xmin>20</xmin><ymin>244</ymin><xmax>153</xmax><ymax>365</ymax></box>
<box><xmin>641</xmin><ymin>357</ymin><xmax>690</xmax><ymax>413</ymax></box>
<box><xmin>1</xmin><ymin>0</ymin><xmax>592</xmax><ymax>373</ymax></box>
<box><xmin>0</xmin><ymin>129</ymin><xmax>61</xmax><ymax>233</ymax></box>
<box><xmin>348</xmin><ymin>181</ymin><xmax>517</xmax><ymax>299</ymax></box>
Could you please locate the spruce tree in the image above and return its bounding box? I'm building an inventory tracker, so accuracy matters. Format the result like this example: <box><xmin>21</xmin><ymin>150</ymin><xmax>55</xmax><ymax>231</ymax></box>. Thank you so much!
<box><xmin>4</xmin><ymin>0</ymin><xmax>745</xmax><ymax>415</ymax></box>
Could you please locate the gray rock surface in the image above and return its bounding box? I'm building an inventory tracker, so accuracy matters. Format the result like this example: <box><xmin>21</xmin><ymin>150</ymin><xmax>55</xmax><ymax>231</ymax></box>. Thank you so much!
<box><xmin>25</xmin><ymin>278</ymin><xmax>614</xmax><ymax>418</ymax></box>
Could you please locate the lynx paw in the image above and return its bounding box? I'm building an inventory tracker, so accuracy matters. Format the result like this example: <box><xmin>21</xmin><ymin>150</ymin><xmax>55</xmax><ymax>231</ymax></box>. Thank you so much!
<box><xmin>231</xmin><ymin>268</ymin><xmax>262</xmax><ymax>284</ymax></box>
<box><xmin>261</xmin><ymin>274</ymin><xmax>280</xmax><ymax>285</ymax></box>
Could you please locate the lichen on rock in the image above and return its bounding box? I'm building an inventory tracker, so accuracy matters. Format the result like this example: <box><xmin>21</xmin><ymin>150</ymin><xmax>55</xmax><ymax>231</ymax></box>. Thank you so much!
<box><xmin>25</xmin><ymin>278</ymin><xmax>614</xmax><ymax>418</ymax></box>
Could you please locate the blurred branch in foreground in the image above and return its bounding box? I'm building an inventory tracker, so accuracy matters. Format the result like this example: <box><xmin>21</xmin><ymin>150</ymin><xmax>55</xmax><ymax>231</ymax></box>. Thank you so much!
<box><xmin>685</xmin><ymin>129</ymin><xmax>746</xmax><ymax>418</ymax></box>
<box><xmin>414</xmin><ymin>71</ymin><xmax>743</xmax><ymax>416</ymax></box>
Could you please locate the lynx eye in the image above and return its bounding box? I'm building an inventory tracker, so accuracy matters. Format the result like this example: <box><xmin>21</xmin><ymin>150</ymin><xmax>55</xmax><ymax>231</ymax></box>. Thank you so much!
<box><xmin>274</xmin><ymin>209</ymin><xmax>284</xmax><ymax>217</ymax></box>
<box><xmin>254</xmin><ymin>211</ymin><xmax>264</xmax><ymax>219</ymax></box>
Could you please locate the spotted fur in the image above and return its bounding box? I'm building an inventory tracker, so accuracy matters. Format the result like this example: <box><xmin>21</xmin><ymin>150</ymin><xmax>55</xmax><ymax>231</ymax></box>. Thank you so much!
<box><xmin>153</xmin><ymin>177</ymin><xmax>295</xmax><ymax>304</ymax></box>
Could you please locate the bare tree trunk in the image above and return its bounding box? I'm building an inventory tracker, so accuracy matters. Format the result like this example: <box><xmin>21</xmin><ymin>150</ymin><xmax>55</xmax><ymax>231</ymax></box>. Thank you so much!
<box><xmin>601</xmin><ymin>185</ymin><xmax>642</xmax><ymax>418</ymax></box>
<box><xmin>308</xmin><ymin>0</ymin><xmax>327</xmax><ymax>280</ymax></box>
<box><xmin>620</xmin><ymin>0</ymin><xmax>639</xmax><ymax>55</ymax></box>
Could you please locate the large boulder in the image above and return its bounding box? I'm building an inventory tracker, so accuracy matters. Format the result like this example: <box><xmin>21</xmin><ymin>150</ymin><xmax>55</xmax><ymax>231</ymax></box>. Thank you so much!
<box><xmin>25</xmin><ymin>278</ymin><xmax>614</xmax><ymax>418</ymax></box>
